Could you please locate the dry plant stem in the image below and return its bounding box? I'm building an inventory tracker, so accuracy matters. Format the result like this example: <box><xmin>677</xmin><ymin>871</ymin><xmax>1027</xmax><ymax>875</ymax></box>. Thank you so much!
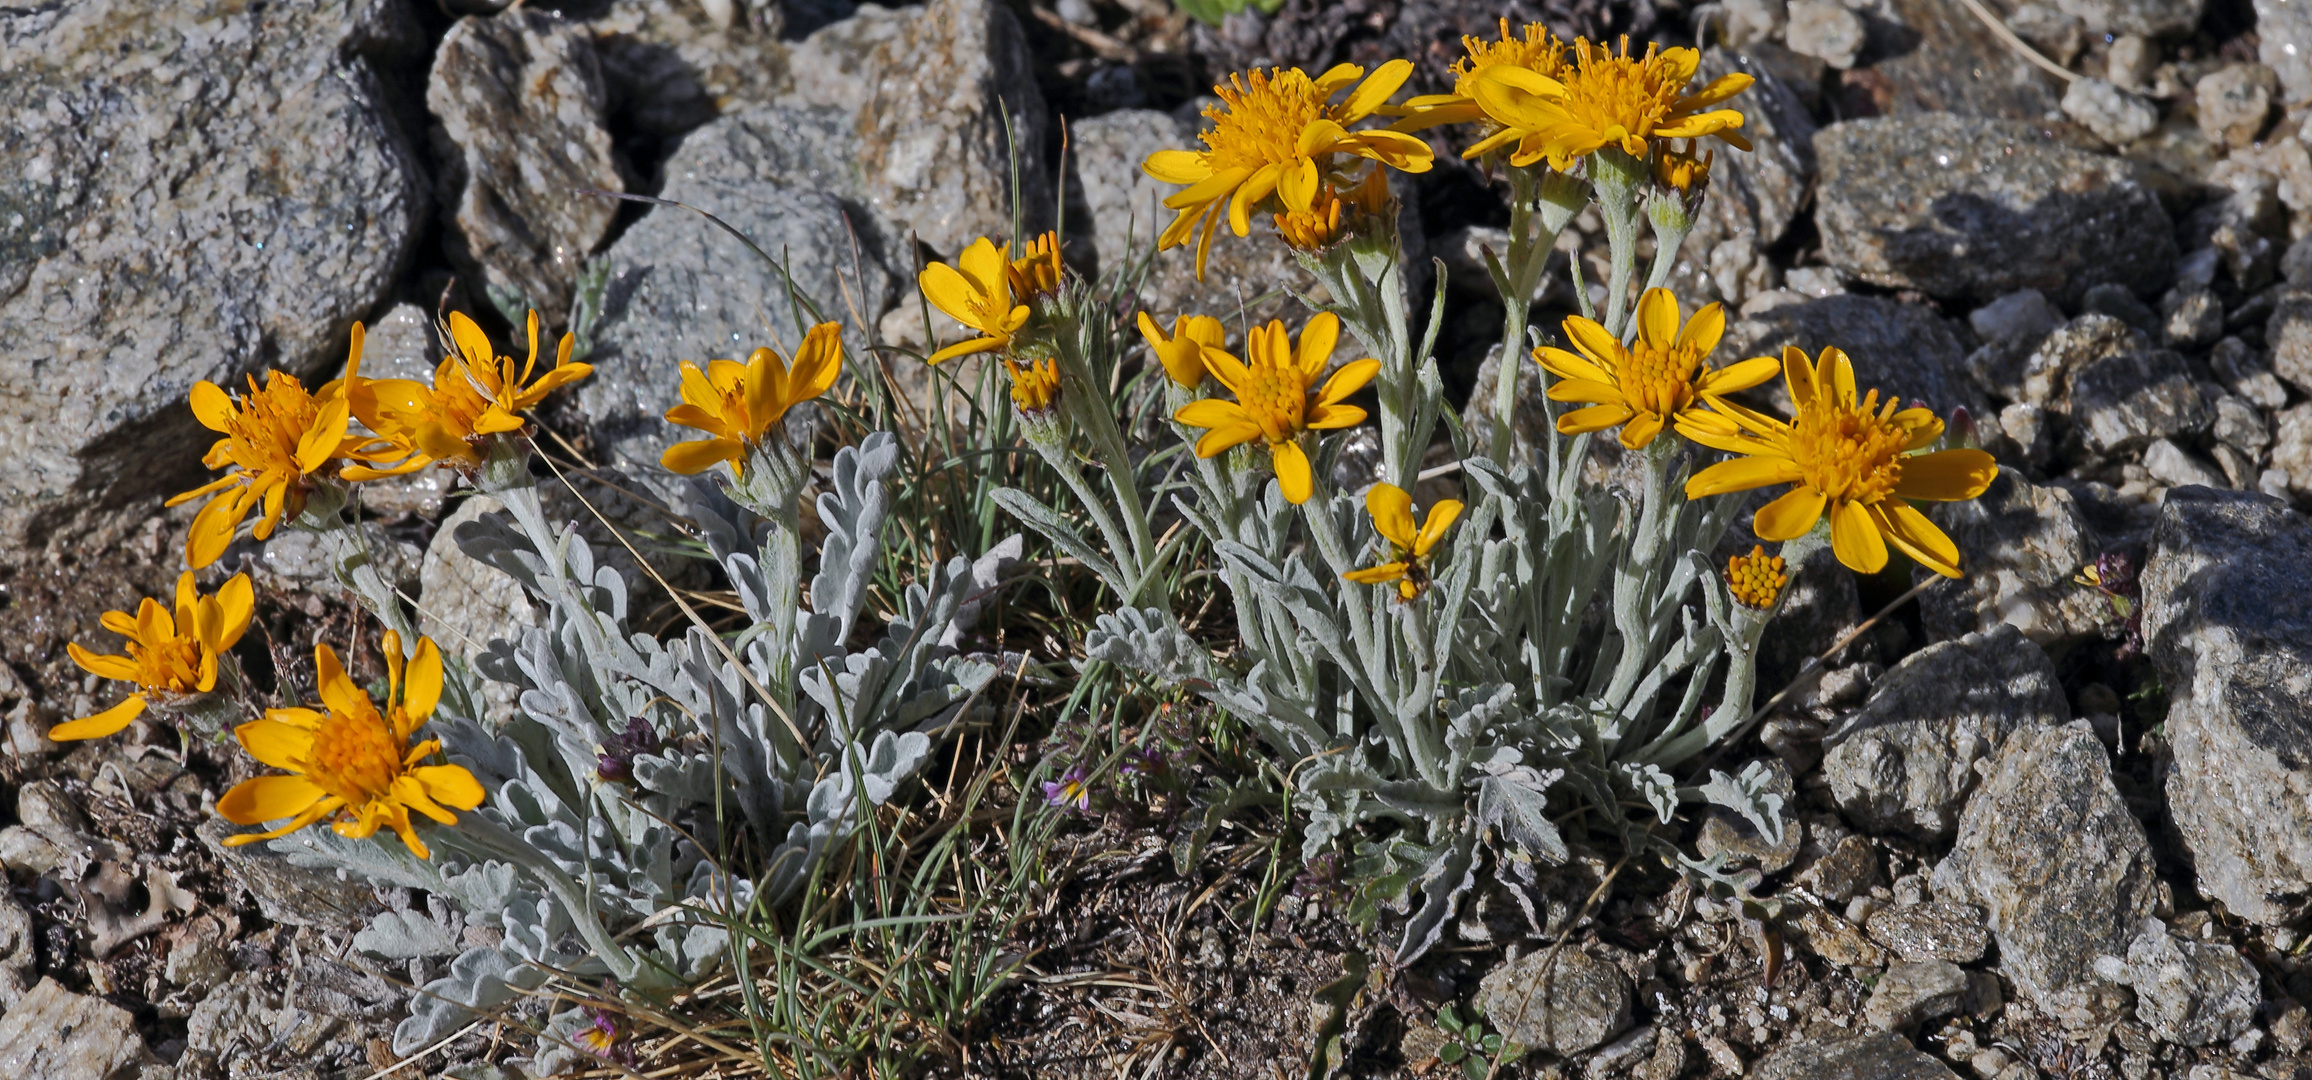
<box><xmin>294</xmin><ymin>488</ymin><xmax>420</xmax><ymax>655</ymax></box>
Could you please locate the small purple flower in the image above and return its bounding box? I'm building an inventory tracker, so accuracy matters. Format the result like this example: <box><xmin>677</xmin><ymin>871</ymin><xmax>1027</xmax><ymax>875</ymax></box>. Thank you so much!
<box><xmin>580</xmin><ymin>990</ymin><xmax>635</xmax><ymax>1065</ymax></box>
<box><xmin>1041</xmin><ymin>766</ymin><xmax>1093</xmax><ymax>812</ymax></box>
<box><xmin>596</xmin><ymin>716</ymin><xmax>662</xmax><ymax>783</ymax></box>
<box><xmin>1119</xmin><ymin>744</ymin><xmax>1170</xmax><ymax>779</ymax></box>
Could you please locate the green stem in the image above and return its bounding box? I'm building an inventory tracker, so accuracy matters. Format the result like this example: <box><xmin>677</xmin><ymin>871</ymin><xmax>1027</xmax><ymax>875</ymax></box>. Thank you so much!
<box><xmin>1591</xmin><ymin>149</ymin><xmax>1648</xmax><ymax>340</ymax></box>
<box><xmin>1600</xmin><ymin>436</ymin><xmax>1678</xmax><ymax>713</ymax></box>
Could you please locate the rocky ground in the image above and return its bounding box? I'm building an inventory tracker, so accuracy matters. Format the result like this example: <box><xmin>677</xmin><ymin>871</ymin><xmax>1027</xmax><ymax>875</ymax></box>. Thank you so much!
<box><xmin>5</xmin><ymin>0</ymin><xmax>2312</xmax><ymax>1076</ymax></box>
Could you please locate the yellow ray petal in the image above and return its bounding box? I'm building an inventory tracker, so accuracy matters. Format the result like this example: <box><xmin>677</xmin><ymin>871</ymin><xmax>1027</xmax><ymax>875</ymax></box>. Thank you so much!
<box><xmin>1754</xmin><ymin>485</ymin><xmax>1827</xmax><ymax>541</ymax></box>
<box><xmin>1412</xmin><ymin>499</ymin><xmax>1464</xmax><ymax>556</ymax></box>
<box><xmin>217</xmin><ymin>774</ymin><xmax>329</xmax><ymax>825</ymax></box>
<box><xmin>1635</xmin><ymin>289</ymin><xmax>1680</xmax><ymax>352</ymax></box>
<box><xmin>1686</xmin><ymin>454</ymin><xmax>1801</xmax><ymax>498</ymax></box>
<box><xmin>1874</xmin><ymin>501</ymin><xmax>1964</xmax><ymax>578</ymax></box>
<box><xmin>1271</xmin><ymin>440</ymin><xmax>1314</xmax><ymax>504</ymax></box>
<box><xmin>1893</xmin><ymin>449</ymin><xmax>1999</xmax><ymax>501</ymax></box>
<box><xmin>1829</xmin><ymin>498</ymin><xmax>1888</xmax><ymax>573</ymax></box>
<box><xmin>1365</xmin><ymin>483</ymin><xmax>1416</xmax><ymax>548</ymax></box>
<box><xmin>235</xmin><ymin>718</ymin><xmax>317</xmax><ymax>771</ymax></box>
<box><xmin>49</xmin><ymin>696</ymin><xmax>147</xmax><ymax>742</ymax></box>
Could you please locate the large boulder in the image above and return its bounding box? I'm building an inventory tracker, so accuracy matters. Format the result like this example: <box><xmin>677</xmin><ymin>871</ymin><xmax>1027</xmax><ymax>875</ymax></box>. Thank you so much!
<box><xmin>1917</xmin><ymin>470</ymin><xmax>2113</xmax><ymax>645</ymax></box>
<box><xmin>1816</xmin><ymin>113</ymin><xmax>2175</xmax><ymax>305</ymax></box>
<box><xmin>429</xmin><ymin>9</ymin><xmax>626</xmax><ymax>326</ymax></box>
<box><xmin>2140</xmin><ymin>487</ymin><xmax>2312</xmax><ymax>926</ymax></box>
<box><xmin>575</xmin><ymin>106</ymin><xmax>890</xmax><ymax>471</ymax></box>
<box><xmin>1861</xmin><ymin>0</ymin><xmax>2064</xmax><ymax>120</ymax></box>
<box><xmin>1822</xmin><ymin>624</ymin><xmax>2070</xmax><ymax>839</ymax></box>
<box><xmin>1933</xmin><ymin>722</ymin><xmax>2163</xmax><ymax>1028</ymax></box>
<box><xmin>0</xmin><ymin>0</ymin><xmax>426</xmax><ymax>554</ymax></box>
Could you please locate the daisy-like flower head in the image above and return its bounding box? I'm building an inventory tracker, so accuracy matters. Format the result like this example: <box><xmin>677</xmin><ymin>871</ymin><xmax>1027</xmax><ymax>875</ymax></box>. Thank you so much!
<box><xmin>168</xmin><ymin>327</ymin><xmax>381</xmax><ymax>569</ymax></box>
<box><xmin>1341</xmin><ymin>483</ymin><xmax>1465</xmax><ymax>601</ymax></box>
<box><xmin>1537</xmin><ymin>287</ymin><xmax>1777</xmax><ymax>450</ymax></box>
<box><xmin>660</xmin><ymin>321</ymin><xmax>844</xmax><ymax>477</ymax></box>
<box><xmin>1684</xmin><ymin>346</ymin><xmax>2000</xmax><ymax>578</ymax></box>
<box><xmin>1136</xmin><ymin>311</ymin><xmax>1228</xmax><ymax>391</ymax></box>
<box><xmin>1006</xmin><ymin>231</ymin><xmax>1067</xmax><ymax>302</ymax></box>
<box><xmin>216</xmin><ymin>629</ymin><xmax>486</xmax><ymax>859</ymax></box>
<box><xmin>919</xmin><ymin>237</ymin><xmax>1032</xmax><ymax>364</ymax></box>
<box><xmin>1464</xmin><ymin>36</ymin><xmax>1753</xmax><ymax>170</ymax></box>
<box><xmin>1172</xmin><ymin>312</ymin><xmax>1378</xmax><ymax>505</ymax></box>
<box><xmin>1388</xmin><ymin>19</ymin><xmax>1570</xmax><ymax>135</ymax></box>
<box><xmin>1725</xmin><ymin>545</ymin><xmax>1788</xmax><ymax>609</ymax></box>
<box><xmin>347</xmin><ymin>310</ymin><xmax>592</xmax><ymax>478</ymax></box>
<box><xmin>53</xmin><ymin>572</ymin><xmax>255</xmax><ymax>742</ymax></box>
<box><xmin>1274</xmin><ymin>167</ymin><xmax>1392</xmax><ymax>253</ymax></box>
<box><xmin>1006</xmin><ymin>356</ymin><xmax>1062</xmax><ymax>416</ymax></box>
<box><xmin>1144</xmin><ymin>62</ymin><xmax>1434</xmax><ymax>278</ymax></box>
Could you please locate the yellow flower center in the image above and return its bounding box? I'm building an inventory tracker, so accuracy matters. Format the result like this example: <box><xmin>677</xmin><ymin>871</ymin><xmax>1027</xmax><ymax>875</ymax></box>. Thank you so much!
<box><xmin>1562</xmin><ymin>38</ymin><xmax>1683</xmax><ymax>144</ymax></box>
<box><xmin>1240</xmin><ymin>359</ymin><xmax>1311</xmax><ymax>443</ymax></box>
<box><xmin>1727</xmin><ymin>545</ymin><xmax>1788</xmax><ymax>609</ymax></box>
<box><xmin>130</xmin><ymin>637</ymin><xmax>207</xmax><ymax>695</ymax></box>
<box><xmin>1452</xmin><ymin>21</ymin><xmax>1567</xmax><ymax>98</ymax></box>
<box><xmin>1006</xmin><ymin>357</ymin><xmax>1060</xmax><ymax>413</ymax></box>
<box><xmin>1790</xmin><ymin>391</ymin><xmax>1910</xmax><ymax>505</ymax></box>
<box><xmin>307</xmin><ymin>708</ymin><xmax>407</xmax><ymax>808</ymax></box>
<box><xmin>225</xmin><ymin>374</ymin><xmax>326</xmax><ymax>478</ymax></box>
<box><xmin>1204</xmin><ymin>69</ymin><xmax>1332</xmax><ymax>174</ymax></box>
<box><xmin>1007</xmin><ymin>233</ymin><xmax>1065</xmax><ymax>300</ymax></box>
<box><xmin>1616</xmin><ymin>335</ymin><xmax>1705</xmax><ymax>419</ymax></box>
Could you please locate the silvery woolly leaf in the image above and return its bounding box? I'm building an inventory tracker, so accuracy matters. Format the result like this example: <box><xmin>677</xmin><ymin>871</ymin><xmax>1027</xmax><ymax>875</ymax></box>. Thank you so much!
<box><xmin>1619</xmin><ymin>761</ymin><xmax>1681</xmax><ymax>827</ymax></box>
<box><xmin>1697</xmin><ymin>761</ymin><xmax>1788</xmax><ymax>848</ymax></box>
<box><xmin>991</xmin><ymin>487</ymin><xmax>1125</xmax><ymax>595</ymax></box>
<box><xmin>1473</xmin><ymin>766</ymin><xmax>1568</xmax><ymax>865</ymax></box>
<box><xmin>355</xmin><ymin>909</ymin><xmax>462</xmax><ymax>960</ymax></box>
<box><xmin>392</xmin><ymin>945</ymin><xmax>543</xmax><ymax>1055</ymax></box>
<box><xmin>1394</xmin><ymin>829</ymin><xmax>1478</xmax><ymax>966</ymax></box>
<box><xmin>943</xmin><ymin>532</ymin><xmax>1022</xmax><ymax>647</ymax></box>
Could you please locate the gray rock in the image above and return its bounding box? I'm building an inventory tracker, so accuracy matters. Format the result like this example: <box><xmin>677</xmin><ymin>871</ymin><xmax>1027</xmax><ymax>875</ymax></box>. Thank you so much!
<box><xmin>1823</xmin><ymin>624</ymin><xmax>2069</xmax><ymax>839</ymax></box>
<box><xmin>2144</xmin><ymin>438</ymin><xmax>2229</xmax><ymax>489</ymax></box>
<box><xmin>2267</xmin><ymin>293</ymin><xmax>2312</xmax><ymax>395</ymax></box>
<box><xmin>0</xmin><ymin>898</ymin><xmax>30</xmax><ymax>1009</ymax></box>
<box><xmin>2057</xmin><ymin>0</ymin><xmax>2202</xmax><ymax>35</ymax></box>
<box><xmin>1786</xmin><ymin>0</ymin><xmax>1865</xmax><ymax>68</ymax></box>
<box><xmin>2068</xmin><ymin>348</ymin><xmax>2211</xmax><ymax>457</ymax></box>
<box><xmin>1919</xmin><ymin>471</ymin><xmax>2112</xmax><ymax>644</ymax></box>
<box><xmin>1794</xmin><ymin>834</ymin><xmax>1882</xmax><ymax>905</ymax></box>
<box><xmin>418</xmin><ymin>496</ymin><xmax>532</xmax><ymax>724</ymax></box>
<box><xmin>588</xmin><ymin>0</ymin><xmax>791</xmax><ymax>140</ymax></box>
<box><xmin>2094</xmin><ymin>918</ymin><xmax>2261</xmax><ymax>1045</ymax></box>
<box><xmin>786</xmin><ymin>0</ymin><xmax>1049</xmax><ymax>260</ymax></box>
<box><xmin>2080</xmin><ymin>281</ymin><xmax>2157</xmax><ymax>332</ymax></box>
<box><xmin>2275</xmin><ymin>403</ymin><xmax>2312</xmax><ymax>496</ymax></box>
<box><xmin>2063</xmin><ymin>78</ymin><xmax>2161</xmax><ymax>145</ymax></box>
<box><xmin>2209</xmin><ymin>336</ymin><xmax>2289</xmax><ymax>411</ymax></box>
<box><xmin>1068</xmin><ymin>108</ymin><xmax>1318</xmax><ymax>329</ymax></box>
<box><xmin>1865</xmin><ymin>960</ymin><xmax>1971</xmax><ymax>1031</ymax></box>
<box><xmin>0</xmin><ymin>0</ymin><xmax>425</xmax><ymax>554</ymax></box>
<box><xmin>1460</xmin><ymin>344</ymin><xmax>1554</xmax><ymax>475</ymax></box>
<box><xmin>576</xmin><ymin>105</ymin><xmax>889</xmax><ymax>471</ymax></box>
<box><xmin>256</xmin><ymin>528</ymin><xmax>423</xmax><ymax>600</ymax></box>
<box><xmin>2260</xmin><ymin>0</ymin><xmax>2312</xmax><ymax>104</ymax></box>
<box><xmin>196</xmin><ymin>817</ymin><xmax>379</xmax><ymax>930</ymax></box>
<box><xmin>1718</xmin><ymin>294</ymin><xmax>1988</xmax><ymax>418</ymax></box>
<box><xmin>1692</xmin><ymin>49</ymin><xmax>1818</xmax><ymax>253</ymax></box>
<box><xmin>1933</xmin><ymin>722</ymin><xmax>2161</xmax><ymax>1028</ymax></box>
<box><xmin>0</xmin><ymin>977</ymin><xmax>152</xmax><ymax>1079</ymax></box>
<box><xmin>2108</xmin><ymin>34</ymin><xmax>2159</xmax><ymax>90</ymax></box>
<box><xmin>2197</xmin><ymin>65</ymin><xmax>2278</xmax><ymax>148</ymax></box>
<box><xmin>1474</xmin><ymin>946</ymin><xmax>1635</xmax><ymax>1055</ymax></box>
<box><xmin>2162</xmin><ymin>287</ymin><xmax>2223</xmax><ymax>348</ymax></box>
<box><xmin>1752</xmin><ymin>1029</ymin><xmax>1962</xmax><ymax>1080</ymax></box>
<box><xmin>429</xmin><ymin>10</ymin><xmax>625</xmax><ymax>326</ymax></box>
<box><xmin>2019</xmin><ymin>314</ymin><xmax>2151</xmax><ymax>411</ymax></box>
<box><xmin>1973</xmin><ymin>289</ymin><xmax>2066</xmax><ymax>349</ymax></box>
<box><xmin>2009</xmin><ymin>2</ymin><xmax>2087</xmax><ymax>65</ymax></box>
<box><xmin>2139</xmin><ymin>487</ymin><xmax>2312</xmax><ymax>925</ymax></box>
<box><xmin>1866</xmin><ymin>900</ymin><xmax>1992</xmax><ymax>963</ymax></box>
<box><xmin>1815</xmin><ymin>114</ymin><xmax>2176</xmax><ymax>305</ymax></box>
<box><xmin>1865</xmin><ymin>0</ymin><xmax>2063</xmax><ymax>120</ymax></box>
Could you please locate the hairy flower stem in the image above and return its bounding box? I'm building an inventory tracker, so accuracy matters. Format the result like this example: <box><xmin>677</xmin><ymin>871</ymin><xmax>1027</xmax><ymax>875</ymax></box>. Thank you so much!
<box><xmin>1489</xmin><ymin>167</ymin><xmax>1591</xmax><ymax>466</ymax></box>
<box><xmin>1636</xmin><ymin>532</ymin><xmax>1827</xmax><ymax>769</ymax></box>
<box><xmin>442</xmin><ymin>812</ymin><xmax>644</xmax><ymax>983</ymax></box>
<box><xmin>1049</xmin><ymin>331</ymin><xmax>1156</xmax><ymax>574</ymax></box>
<box><xmin>292</xmin><ymin>486</ymin><xmax>419</xmax><ymax>655</ymax></box>
<box><xmin>1024</xmin><ymin>419</ymin><xmax>1138</xmax><ymax>598</ymax></box>
<box><xmin>475</xmin><ymin>439</ymin><xmax>618</xmax><ymax>666</ymax></box>
<box><xmin>1601</xmin><ymin>436</ymin><xmax>1681</xmax><ymax>712</ymax></box>
<box><xmin>730</xmin><ymin>437</ymin><xmax>812</xmax><ymax>715</ymax></box>
<box><xmin>1307</xmin><ymin>222</ymin><xmax>1423</xmax><ymax>490</ymax></box>
<box><xmin>1641</xmin><ymin>191</ymin><xmax>1696</xmax><ymax>301</ymax></box>
<box><xmin>1592</xmin><ymin>148</ymin><xmax>1648</xmax><ymax>340</ymax></box>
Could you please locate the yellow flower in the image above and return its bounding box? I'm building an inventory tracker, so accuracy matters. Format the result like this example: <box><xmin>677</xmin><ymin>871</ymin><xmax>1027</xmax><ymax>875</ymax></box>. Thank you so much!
<box><xmin>1137</xmin><ymin>311</ymin><xmax>1227</xmax><ymax>391</ymax></box>
<box><xmin>348</xmin><ymin>310</ymin><xmax>592</xmax><ymax>477</ymax></box>
<box><xmin>1172</xmin><ymin>312</ymin><xmax>1377</xmax><ymax>504</ymax></box>
<box><xmin>1144</xmin><ymin>62</ymin><xmax>1434</xmax><ymax>278</ymax></box>
<box><xmin>1389</xmin><ymin>19</ymin><xmax>1570</xmax><ymax>134</ymax></box>
<box><xmin>1536</xmin><ymin>287</ymin><xmax>1777</xmax><ymax>450</ymax></box>
<box><xmin>1006</xmin><ymin>230</ymin><xmax>1066</xmax><ymax>301</ymax></box>
<box><xmin>216</xmin><ymin>630</ymin><xmax>485</xmax><ymax>860</ymax></box>
<box><xmin>1341</xmin><ymin>483</ymin><xmax>1464</xmax><ymax>600</ymax></box>
<box><xmin>1653</xmin><ymin>139</ymin><xmax>1713</xmax><ymax>197</ymax></box>
<box><xmin>1684</xmin><ymin>346</ymin><xmax>1999</xmax><ymax>578</ymax></box>
<box><xmin>1725</xmin><ymin>545</ymin><xmax>1787</xmax><ymax>609</ymax></box>
<box><xmin>1464</xmin><ymin>37</ymin><xmax>1753</xmax><ymax>170</ymax></box>
<box><xmin>53</xmin><ymin>572</ymin><xmax>255</xmax><ymax>741</ymax></box>
<box><xmin>919</xmin><ymin>237</ymin><xmax>1031</xmax><ymax>364</ymax></box>
<box><xmin>168</xmin><ymin>326</ymin><xmax>378</xmax><ymax>569</ymax></box>
<box><xmin>1274</xmin><ymin>167</ymin><xmax>1392</xmax><ymax>253</ymax></box>
<box><xmin>1006</xmin><ymin>356</ymin><xmax>1061</xmax><ymax>414</ymax></box>
<box><xmin>660</xmin><ymin>321</ymin><xmax>844</xmax><ymax>476</ymax></box>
